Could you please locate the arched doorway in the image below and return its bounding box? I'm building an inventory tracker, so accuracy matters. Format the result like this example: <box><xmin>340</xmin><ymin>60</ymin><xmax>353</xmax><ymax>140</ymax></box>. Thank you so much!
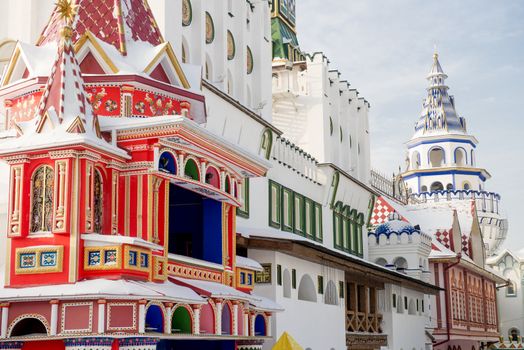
<box><xmin>205</xmin><ymin>166</ymin><xmax>220</xmax><ymax>189</ymax></box>
<box><xmin>221</xmin><ymin>303</ymin><xmax>232</xmax><ymax>335</ymax></box>
<box><xmin>200</xmin><ymin>302</ymin><xmax>215</xmax><ymax>334</ymax></box>
<box><xmin>145</xmin><ymin>304</ymin><xmax>164</xmax><ymax>333</ymax></box>
<box><xmin>298</xmin><ymin>274</ymin><xmax>317</xmax><ymax>302</ymax></box>
<box><xmin>172</xmin><ymin>306</ymin><xmax>193</xmax><ymax>334</ymax></box>
<box><xmin>254</xmin><ymin>314</ymin><xmax>266</xmax><ymax>336</ymax></box>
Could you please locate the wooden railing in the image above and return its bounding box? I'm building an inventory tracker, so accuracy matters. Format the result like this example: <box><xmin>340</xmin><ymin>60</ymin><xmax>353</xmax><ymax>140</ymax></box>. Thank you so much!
<box><xmin>346</xmin><ymin>311</ymin><xmax>383</xmax><ymax>333</ymax></box>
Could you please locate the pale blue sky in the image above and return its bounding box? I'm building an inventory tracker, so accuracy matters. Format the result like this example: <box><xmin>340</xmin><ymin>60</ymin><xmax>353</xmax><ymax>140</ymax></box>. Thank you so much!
<box><xmin>296</xmin><ymin>0</ymin><xmax>524</xmax><ymax>249</ymax></box>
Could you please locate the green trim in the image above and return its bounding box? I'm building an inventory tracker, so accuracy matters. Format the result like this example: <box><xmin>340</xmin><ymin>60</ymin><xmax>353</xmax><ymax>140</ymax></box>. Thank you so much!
<box><xmin>182</xmin><ymin>0</ymin><xmax>193</xmax><ymax>27</ymax></box>
<box><xmin>237</xmin><ymin>178</ymin><xmax>250</xmax><ymax>218</ymax></box>
<box><xmin>314</xmin><ymin>203</ymin><xmax>323</xmax><ymax>241</ymax></box>
<box><xmin>339</xmin><ymin>281</ymin><xmax>344</xmax><ymax>299</ymax></box>
<box><xmin>318</xmin><ymin>275</ymin><xmax>324</xmax><ymax>294</ymax></box>
<box><xmin>340</xmin><ymin>126</ymin><xmax>343</xmax><ymax>142</ymax></box>
<box><xmin>293</xmin><ymin>193</ymin><xmax>305</xmax><ymax>235</ymax></box>
<box><xmin>260</xmin><ymin>129</ymin><xmax>273</xmax><ymax>160</ymax></box>
<box><xmin>304</xmin><ymin>198</ymin><xmax>314</xmax><ymax>239</ymax></box>
<box><xmin>247</xmin><ymin>46</ymin><xmax>254</xmax><ymax>74</ymax></box>
<box><xmin>268</xmin><ymin>180</ymin><xmax>282</xmax><ymax>228</ymax></box>
<box><xmin>205</xmin><ymin>12</ymin><xmax>215</xmax><ymax>44</ymax></box>
<box><xmin>292</xmin><ymin>269</ymin><xmax>297</xmax><ymax>289</ymax></box>
<box><xmin>277</xmin><ymin>264</ymin><xmax>282</xmax><ymax>286</ymax></box>
<box><xmin>330</xmin><ymin>172</ymin><xmax>340</xmax><ymax>208</ymax></box>
<box><xmin>329</xmin><ymin>117</ymin><xmax>334</xmax><ymax>136</ymax></box>
<box><xmin>281</xmin><ymin>187</ymin><xmax>294</xmax><ymax>232</ymax></box>
<box><xmin>227</xmin><ymin>30</ymin><xmax>236</xmax><ymax>60</ymax></box>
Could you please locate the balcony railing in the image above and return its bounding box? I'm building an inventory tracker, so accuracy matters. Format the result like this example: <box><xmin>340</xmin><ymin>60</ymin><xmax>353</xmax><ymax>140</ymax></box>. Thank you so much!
<box><xmin>346</xmin><ymin>311</ymin><xmax>383</xmax><ymax>333</ymax></box>
<box><xmin>408</xmin><ymin>190</ymin><xmax>501</xmax><ymax>214</ymax></box>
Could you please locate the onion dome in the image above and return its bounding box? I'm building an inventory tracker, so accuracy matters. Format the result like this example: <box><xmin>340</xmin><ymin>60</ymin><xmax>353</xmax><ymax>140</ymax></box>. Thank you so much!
<box><xmin>370</xmin><ymin>212</ymin><xmax>420</xmax><ymax>238</ymax></box>
<box><xmin>412</xmin><ymin>52</ymin><xmax>467</xmax><ymax>139</ymax></box>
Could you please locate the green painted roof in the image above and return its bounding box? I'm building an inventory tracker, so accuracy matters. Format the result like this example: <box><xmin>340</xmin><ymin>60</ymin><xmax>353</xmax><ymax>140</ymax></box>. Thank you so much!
<box><xmin>272</xmin><ymin>18</ymin><xmax>299</xmax><ymax>60</ymax></box>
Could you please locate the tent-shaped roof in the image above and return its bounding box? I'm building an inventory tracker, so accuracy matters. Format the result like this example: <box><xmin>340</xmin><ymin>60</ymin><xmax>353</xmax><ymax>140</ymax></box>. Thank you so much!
<box><xmin>273</xmin><ymin>332</ymin><xmax>304</xmax><ymax>350</ymax></box>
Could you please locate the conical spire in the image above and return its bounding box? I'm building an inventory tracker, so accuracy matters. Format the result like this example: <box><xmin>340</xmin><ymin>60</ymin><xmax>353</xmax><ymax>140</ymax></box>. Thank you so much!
<box><xmin>37</xmin><ymin>0</ymin><xmax>164</xmax><ymax>55</ymax></box>
<box><xmin>412</xmin><ymin>52</ymin><xmax>467</xmax><ymax>138</ymax></box>
<box><xmin>35</xmin><ymin>0</ymin><xmax>100</xmax><ymax>138</ymax></box>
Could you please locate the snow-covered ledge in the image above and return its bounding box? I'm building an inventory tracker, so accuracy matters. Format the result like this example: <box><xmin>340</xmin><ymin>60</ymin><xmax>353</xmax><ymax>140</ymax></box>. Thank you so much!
<box><xmin>81</xmin><ymin>233</ymin><xmax>164</xmax><ymax>251</ymax></box>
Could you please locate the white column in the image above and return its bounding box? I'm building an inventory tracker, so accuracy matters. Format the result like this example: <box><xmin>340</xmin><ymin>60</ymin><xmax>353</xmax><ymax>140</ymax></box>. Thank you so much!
<box><xmin>50</xmin><ymin>300</ymin><xmax>59</xmax><ymax>335</ymax></box>
<box><xmin>232</xmin><ymin>303</ymin><xmax>238</xmax><ymax>336</ymax></box>
<box><xmin>249</xmin><ymin>313</ymin><xmax>255</xmax><ymax>336</ymax></box>
<box><xmin>243</xmin><ymin>313</ymin><xmax>248</xmax><ymax>336</ymax></box>
<box><xmin>1</xmin><ymin>304</ymin><xmax>9</xmax><ymax>338</ymax></box>
<box><xmin>193</xmin><ymin>306</ymin><xmax>201</xmax><ymax>335</ymax></box>
<box><xmin>138</xmin><ymin>301</ymin><xmax>146</xmax><ymax>333</ymax></box>
<box><xmin>215</xmin><ymin>300</ymin><xmax>222</xmax><ymax>335</ymax></box>
<box><xmin>266</xmin><ymin>315</ymin><xmax>271</xmax><ymax>337</ymax></box>
<box><xmin>200</xmin><ymin>160</ymin><xmax>207</xmax><ymax>183</ymax></box>
<box><xmin>178</xmin><ymin>152</ymin><xmax>186</xmax><ymax>178</ymax></box>
<box><xmin>97</xmin><ymin>300</ymin><xmax>106</xmax><ymax>334</ymax></box>
<box><xmin>165</xmin><ymin>303</ymin><xmax>173</xmax><ymax>334</ymax></box>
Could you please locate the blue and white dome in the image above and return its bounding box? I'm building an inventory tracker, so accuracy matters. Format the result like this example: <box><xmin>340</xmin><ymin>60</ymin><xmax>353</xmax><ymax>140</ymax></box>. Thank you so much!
<box><xmin>370</xmin><ymin>212</ymin><xmax>420</xmax><ymax>239</ymax></box>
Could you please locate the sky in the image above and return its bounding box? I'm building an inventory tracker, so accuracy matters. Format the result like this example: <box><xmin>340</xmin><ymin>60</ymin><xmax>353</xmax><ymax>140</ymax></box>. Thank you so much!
<box><xmin>296</xmin><ymin>0</ymin><xmax>524</xmax><ymax>250</ymax></box>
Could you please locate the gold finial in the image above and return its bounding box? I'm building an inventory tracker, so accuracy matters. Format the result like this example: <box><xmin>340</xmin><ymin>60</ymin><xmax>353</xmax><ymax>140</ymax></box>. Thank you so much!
<box><xmin>433</xmin><ymin>43</ymin><xmax>438</xmax><ymax>60</ymax></box>
<box><xmin>55</xmin><ymin>0</ymin><xmax>78</xmax><ymax>27</ymax></box>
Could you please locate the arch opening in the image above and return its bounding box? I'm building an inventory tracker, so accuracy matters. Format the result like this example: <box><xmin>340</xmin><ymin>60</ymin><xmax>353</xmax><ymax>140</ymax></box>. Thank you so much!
<box><xmin>159</xmin><ymin>151</ymin><xmax>177</xmax><ymax>174</ymax></box>
<box><xmin>184</xmin><ymin>159</ymin><xmax>200</xmax><ymax>181</ymax></box>
<box><xmin>393</xmin><ymin>257</ymin><xmax>408</xmax><ymax>272</ymax></box>
<box><xmin>221</xmin><ymin>303</ymin><xmax>232</xmax><ymax>335</ymax></box>
<box><xmin>145</xmin><ymin>304</ymin><xmax>164</xmax><ymax>333</ymax></box>
<box><xmin>254</xmin><ymin>314</ymin><xmax>266</xmax><ymax>336</ymax></box>
<box><xmin>10</xmin><ymin>317</ymin><xmax>48</xmax><ymax>337</ymax></box>
<box><xmin>429</xmin><ymin>147</ymin><xmax>445</xmax><ymax>167</ymax></box>
<box><xmin>324</xmin><ymin>280</ymin><xmax>338</xmax><ymax>305</ymax></box>
<box><xmin>430</xmin><ymin>181</ymin><xmax>444</xmax><ymax>192</ymax></box>
<box><xmin>298</xmin><ymin>274</ymin><xmax>317</xmax><ymax>302</ymax></box>
<box><xmin>172</xmin><ymin>306</ymin><xmax>192</xmax><ymax>334</ymax></box>
<box><xmin>205</xmin><ymin>166</ymin><xmax>220</xmax><ymax>189</ymax></box>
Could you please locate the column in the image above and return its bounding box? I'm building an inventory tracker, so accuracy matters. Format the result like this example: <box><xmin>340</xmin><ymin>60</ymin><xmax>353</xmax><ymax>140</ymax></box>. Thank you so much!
<box><xmin>199</xmin><ymin>159</ymin><xmax>207</xmax><ymax>184</ymax></box>
<box><xmin>138</xmin><ymin>300</ymin><xmax>147</xmax><ymax>333</ymax></box>
<box><xmin>1</xmin><ymin>303</ymin><xmax>9</xmax><ymax>338</ymax></box>
<box><xmin>243</xmin><ymin>313</ymin><xmax>249</xmax><ymax>336</ymax></box>
<box><xmin>192</xmin><ymin>305</ymin><xmax>201</xmax><ymax>335</ymax></box>
<box><xmin>97</xmin><ymin>300</ymin><xmax>106</xmax><ymax>334</ymax></box>
<box><xmin>50</xmin><ymin>300</ymin><xmax>59</xmax><ymax>336</ymax></box>
<box><xmin>178</xmin><ymin>152</ymin><xmax>186</xmax><ymax>178</ymax></box>
<box><xmin>265</xmin><ymin>314</ymin><xmax>272</xmax><ymax>337</ymax></box>
<box><xmin>249</xmin><ymin>312</ymin><xmax>255</xmax><ymax>337</ymax></box>
<box><xmin>215</xmin><ymin>299</ymin><xmax>222</xmax><ymax>335</ymax></box>
<box><xmin>232</xmin><ymin>302</ymin><xmax>239</xmax><ymax>336</ymax></box>
<box><xmin>220</xmin><ymin>168</ymin><xmax>226</xmax><ymax>191</ymax></box>
<box><xmin>165</xmin><ymin>303</ymin><xmax>173</xmax><ymax>334</ymax></box>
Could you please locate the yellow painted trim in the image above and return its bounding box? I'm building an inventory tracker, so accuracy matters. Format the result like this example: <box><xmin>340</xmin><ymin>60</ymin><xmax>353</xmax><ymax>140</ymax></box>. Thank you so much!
<box><xmin>236</xmin><ymin>268</ymin><xmax>254</xmax><ymax>290</ymax></box>
<box><xmin>74</xmin><ymin>31</ymin><xmax>119</xmax><ymax>74</ymax></box>
<box><xmin>124</xmin><ymin>176</ymin><xmax>130</xmax><ymax>236</ymax></box>
<box><xmin>147</xmin><ymin>175</ymin><xmax>153</xmax><ymax>242</ymax></box>
<box><xmin>2</xmin><ymin>46</ymin><xmax>21</xmax><ymax>87</ymax></box>
<box><xmin>163</xmin><ymin>180</ymin><xmax>169</xmax><ymax>257</ymax></box>
<box><xmin>15</xmin><ymin>246</ymin><xmax>64</xmax><ymax>274</ymax></box>
<box><xmin>84</xmin><ymin>245</ymin><xmax>122</xmax><ymax>270</ymax></box>
<box><xmin>35</xmin><ymin>111</ymin><xmax>55</xmax><ymax>134</ymax></box>
<box><xmin>137</xmin><ymin>175</ymin><xmax>143</xmax><ymax>238</ymax></box>
<box><xmin>152</xmin><ymin>255</ymin><xmax>167</xmax><ymax>281</ymax></box>
<box><xmin>123</xmin><ymin>245</ymin><xmax>150</xmax><ymax>272</ymax></box>
<box><xmin>143</xmin><ymin>42</ymin><xmax>190</xmax><ymax>89</ymax></box>
<box><xmin>69</xmin><ymin>156</ymin><xmax>80</xmax><ymax>282</ymax></box>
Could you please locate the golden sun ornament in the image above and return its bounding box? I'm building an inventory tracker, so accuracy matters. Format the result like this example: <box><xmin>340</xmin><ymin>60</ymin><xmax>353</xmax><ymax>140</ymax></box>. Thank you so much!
<box><xmin>55</xmin><ymin>0</ymin><xmax>78</xmax><ymax>25</ymax></box>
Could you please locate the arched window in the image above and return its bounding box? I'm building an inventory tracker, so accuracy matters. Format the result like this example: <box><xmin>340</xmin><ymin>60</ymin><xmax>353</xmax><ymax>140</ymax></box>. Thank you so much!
<box><xmin>31</xmin><ymin>165</ymin><xmax>55</xmax><ymax>233</ymax></box>
<box><xmin>509</xmin><ymin>328</ymin><xmax>520</xmax><ymax>341</ymax></box>
<box><xmin>184</xmin><ymin>158</ymin><xmax>200</xmax><ymax>181</ymax></box>
<box><xmin>9</xmin><ymin>316</ymin><xmax>48</xmax><ymax>337</ymax></box>
<box><xmin>393</xmin><ymin>257</ymin><xmax>408</xmax><ymax>272</ymax></box>
<box><xmin>283</xmin><ymin>269</ymin><xmax>291</xmax><ymax>298</ymax></box>
<box><xmin>454</xmin><ymin>148</ymin><xmax>467</xmax><ymax>166</ymax></box>
<box><xmin>411</xmin><ymin>151</ymin><xmax>421</xmax><ymax>169</ymax></box>
<box><xmin>298</xmin><ymin>274</ymin><xmax>317</xmax><ymax>302</ymax></box>
<box><xmin>225</xmin><ymin>175</ymin><xmax>231</xmax><ymax>194</ymax></box>
<box><xmin>462</xmin><ymin>182</ymin><xmax>471</xmax><ymax>190</ymax></box>
<box><xmin>506</xmin><ymin>281</ymin><xmax>517</xmax><ymax>297</ymax></box>
<box><xmin>159</xmin><ymin>151</ymin><xmax>176</xmax><ymax>174</ymax></box>
<box><xmin>205</xmin><ymin>166</ymin><xmax>220</xmax><ymax>189</ymax></box>
<box><xmin>430</xmin><ymin>181</ymin><xmax>444</xmax><ymax>192</ymax></box>
<box><xmin>324</xmin><ymin>280</ymin><xmax>338</xmax><ymax>305</ymax></box>
<box><xmin>446</xmin><ymin>183</ymin><xmax>453</xmax><ymax>191</ymax></box>
<box><xmin>375</xmin><ymin>258</ymin><xmax>387</xmax><ymax>267</ymax></box>
<box><xmin>260</xmin><ymin>129</ymin><xmax>273</xmax><ymax>160</ymax></box>
<box><xmin>429</xmin><ymin>147</ymin><xmax>445</xmax><ymax>167</ymax></box>
<box><xmin>93</xmin><ymin>169</ymin><xmax>103</xmax><ymax>233</ymax></box>
<box><xmin>421</xmin><ymin>185</ymin><xmax>428</xmax><ymax>192</ymax></box>
<box><xmin>181</xmin><ymin>37</ymin><xmax>189</xmax><ymax>64</ymax></box>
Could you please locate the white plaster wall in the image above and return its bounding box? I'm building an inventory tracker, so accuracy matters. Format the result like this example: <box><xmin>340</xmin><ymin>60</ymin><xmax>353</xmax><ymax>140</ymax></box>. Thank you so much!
<box><xmin>380</xmin><ymin>284</ymin><xmax>428</xmax><ymax>350</ymax></box>
<box><xmin>249</xmin><ymin>249</ymin><xmax>346</xmax><ymax>350</ymax></box>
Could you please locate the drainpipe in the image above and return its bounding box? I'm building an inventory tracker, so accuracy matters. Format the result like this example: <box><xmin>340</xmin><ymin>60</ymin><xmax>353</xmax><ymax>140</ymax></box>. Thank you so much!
<box><xmin>434</xmin><ymin>253</ymin><xmax>462</xmax><ymax>348</ymax></box>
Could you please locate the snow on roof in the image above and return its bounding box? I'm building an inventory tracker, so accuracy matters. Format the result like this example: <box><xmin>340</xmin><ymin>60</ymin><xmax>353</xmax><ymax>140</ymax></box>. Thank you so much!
<box><xmin>17</xmin><ymin>42</ymin><xmax>57</xmax><ymax>78</ymax></box>
<box><xmin>236</xmin><ymin>256</ymin><xmax>263</xmax><ymax>272</ymax></box>
<box><xmin>172</xmin><ymin>277</ymin><xmax>260</xmax><ymax>303</ymax></box>
<box><xmin>81</xmin><ymin>233</ymin><xmax>164</xmax><ymax>251</ymax></box>
<box><xmin>0</xmin><ymin>278</ymin><xmax>205</xmax><ymax>303</ymax></box>
<box><xmin>251</xmin><ymin>295</ymin><xmax>284</xmax><ymax>312</ymax></box>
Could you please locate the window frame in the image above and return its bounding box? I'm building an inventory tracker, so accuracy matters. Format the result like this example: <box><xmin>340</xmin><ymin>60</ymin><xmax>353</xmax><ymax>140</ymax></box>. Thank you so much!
<box><xmin>281</xmin><ymin>186</ymin><xmax>294</xmax><ymax>232</ymax></box>
<box><xmin>268</xmin><ymin>180</ymin><xmax>282</xmax><ymax>228</ymax></box>
<box><xmin>237</xmin><ymin>178</ymin><xmax>250</xmax><ymax>218</ymax></box>
<box><xmin>293</xmin><ymin>192</ymin><xmax>305</xmax><ymax>235</ymax></box>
